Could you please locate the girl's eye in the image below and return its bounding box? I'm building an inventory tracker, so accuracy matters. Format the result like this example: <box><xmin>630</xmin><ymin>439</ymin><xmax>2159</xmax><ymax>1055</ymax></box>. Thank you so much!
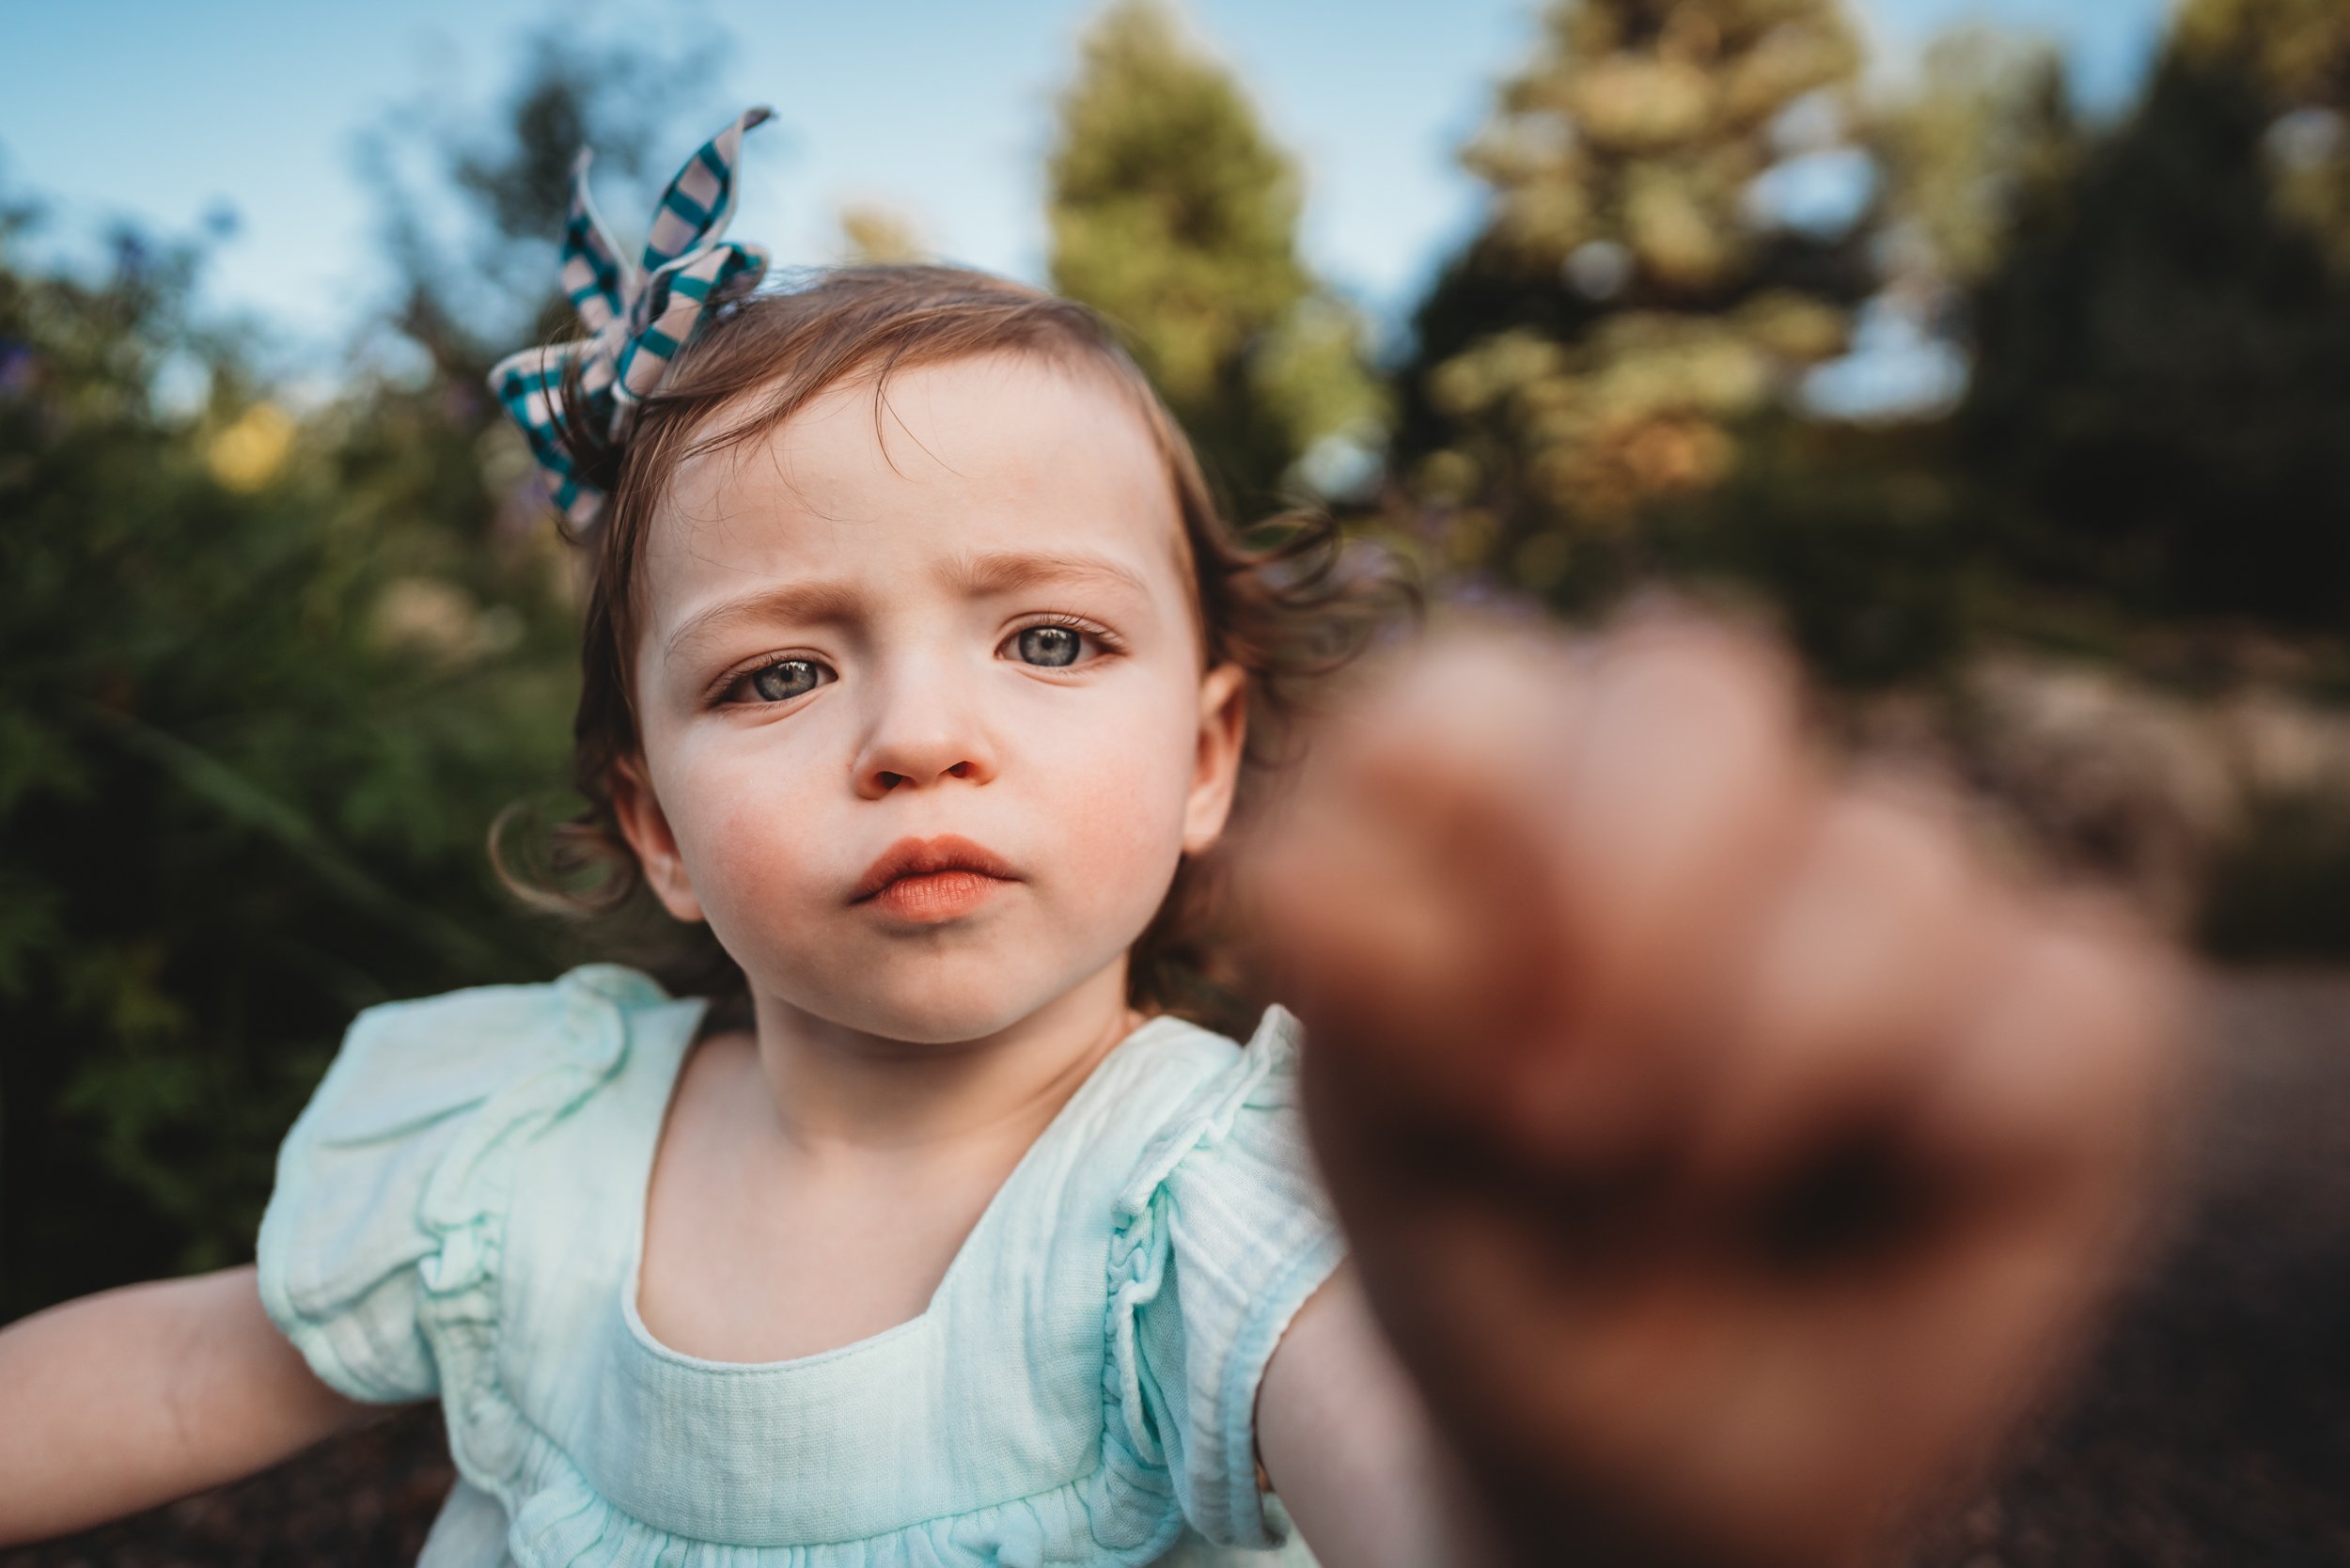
<box><xmin>1011</xmin><ymin>625</ymin><xmax>1085</xmax><ymax>668</ymax></box>
<box><xmin>734</xmin><ymin>658</ymin><xmax>832</xmax><ymax>704</ymax></box>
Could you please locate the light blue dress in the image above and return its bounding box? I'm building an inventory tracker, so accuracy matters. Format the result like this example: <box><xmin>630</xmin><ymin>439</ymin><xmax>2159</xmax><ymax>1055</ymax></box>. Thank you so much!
<box><xmin>257</xmin><ymin>964</ymin><xmax>1343</xmax><ymax>1567</ymax></box>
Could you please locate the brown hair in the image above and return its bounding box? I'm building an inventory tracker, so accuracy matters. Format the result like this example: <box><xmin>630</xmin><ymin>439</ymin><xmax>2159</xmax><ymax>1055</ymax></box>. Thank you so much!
<box><xmin>499</xmin><ymin>263</ymin><xmax>1412</xmax><ymax>1033</ymax></box>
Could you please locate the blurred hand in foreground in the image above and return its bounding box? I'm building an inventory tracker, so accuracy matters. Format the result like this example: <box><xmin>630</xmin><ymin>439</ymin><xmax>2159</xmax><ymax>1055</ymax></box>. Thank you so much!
<box><xmin>1246</xmin><ymin>612</ymin><xmax>2185</xmax><ymax>1568</ymax></box>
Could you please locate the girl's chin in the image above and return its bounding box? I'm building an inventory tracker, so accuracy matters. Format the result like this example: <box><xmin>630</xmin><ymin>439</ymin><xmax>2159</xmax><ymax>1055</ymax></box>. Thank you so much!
<box><xmin>749</xmin><ymin>963</ymin><xmax>1099</xmax><ymax>1048</ymax></box>
<box><xmin>719</xmin><ymin>902</ymin><xmax>1159</xmax><ymax>1046</ymax></box>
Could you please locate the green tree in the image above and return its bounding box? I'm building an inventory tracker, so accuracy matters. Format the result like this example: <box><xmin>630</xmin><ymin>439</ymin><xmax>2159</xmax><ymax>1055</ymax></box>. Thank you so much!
<box><xmin>1962</xmin><ymin>0</ymin><xmax>2350</xmax><ymax>628</ymax></box>
<box><xmin>1047</xmin><ymin>0</ymin><xmax>1381</xmax><ymax>511</ymax></box>
<box><xmin>2165</xmin><ymin>0</ymin><xmax>2350</xmax><ymax>278</ymax></box>
<box><xmin>1872</xmin><ymin>27</ymin><xmax>2077</xmax><ymax>293</ymax></box>
<box><xmin>1606</xmin><ymin>27</ymin><xmax>2081</xmax><ymax>687</ymax></box>
<box><xmin>1395</xmin><ymin>0</ymin><xmax>1877</xmax><ymax>598</ymax></box>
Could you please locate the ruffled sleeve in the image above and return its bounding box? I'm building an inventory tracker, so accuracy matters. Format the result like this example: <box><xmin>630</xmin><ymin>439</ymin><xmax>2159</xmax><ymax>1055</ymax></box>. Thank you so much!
<box><xmin>1105</xmin><ymin>1005</ymin><xmax>1346</xmax><ymax>1550</ymax></box>
<box><xmin>255</xmin><ymin>968</ymin><xmax>646</xmax><ymax>1404</ymax></box>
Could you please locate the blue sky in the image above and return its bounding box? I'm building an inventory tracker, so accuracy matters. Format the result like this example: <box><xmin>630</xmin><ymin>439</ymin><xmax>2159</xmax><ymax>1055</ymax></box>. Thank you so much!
<box><xmin>5</xmin><ymin>0</ymin><xmax>2168</xmax><ymax>362</ymax></box>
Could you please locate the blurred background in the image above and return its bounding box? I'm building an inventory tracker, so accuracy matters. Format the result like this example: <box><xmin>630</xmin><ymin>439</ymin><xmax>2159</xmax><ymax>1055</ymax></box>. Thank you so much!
<box><xmin>5</xmin><ymin>0</ymin><xmax>2350</xmax><ymax>1560</ymax></box>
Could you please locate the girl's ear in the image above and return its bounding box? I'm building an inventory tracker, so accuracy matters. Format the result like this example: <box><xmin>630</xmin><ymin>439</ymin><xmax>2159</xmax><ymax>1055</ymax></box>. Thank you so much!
<box><xmin>610</xmin><ymin>754</ymin><xmax>707</xmax><ymax>923</ymax></box>
<box><xmin>1183</xmin><ymin>663</ymin><xmax>1250</xmax><ymax>856</ymax></box>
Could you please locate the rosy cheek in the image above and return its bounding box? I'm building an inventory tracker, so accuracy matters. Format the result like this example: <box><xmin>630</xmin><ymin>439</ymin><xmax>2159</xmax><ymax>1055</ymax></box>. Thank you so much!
<box><xmin>1042</xmin><ymin>698</ymin><xmax>1198</xmax><ymax>883</ymax></box>
<box><xmin>678</xmin><ymin>751</ymin><xmax>824</xmax><ymax>923</ymax></box>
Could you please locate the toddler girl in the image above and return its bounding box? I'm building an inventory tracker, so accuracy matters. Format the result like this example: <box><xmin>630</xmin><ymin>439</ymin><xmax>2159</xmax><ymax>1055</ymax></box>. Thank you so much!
<box><xmin>0</xmin><ymin>110</ymin><xmax>2176</xmax><ymax>1568</ymax></box>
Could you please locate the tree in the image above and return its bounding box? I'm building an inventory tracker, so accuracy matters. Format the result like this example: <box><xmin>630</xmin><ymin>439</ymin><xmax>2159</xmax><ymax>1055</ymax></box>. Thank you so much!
<box><xmin>1047</xmin><ymin>0</ymin><xmax>1381</xmax><ymax>512</ymax></box>
<box><xmin>1962</xmin><ymin>0</ymin><xmax>2350</xmax><ymax>628</ymax></box>
<box><xmin>1872</xmin><ymin>27</ymin><xmax>2077</xmax><ymax>295</ymax></box>
<box><xmin>1395</xmin><ymin>0</ymin><xmax>1878</xmax><ymax>599</ymax></box>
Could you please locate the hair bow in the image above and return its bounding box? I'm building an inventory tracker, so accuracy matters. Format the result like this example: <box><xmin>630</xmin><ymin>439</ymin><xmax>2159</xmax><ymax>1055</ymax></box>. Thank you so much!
<box><xmin>488</xmin><ymin>106</ymin><xmax>774</xmax><ymax>533</ymax></box>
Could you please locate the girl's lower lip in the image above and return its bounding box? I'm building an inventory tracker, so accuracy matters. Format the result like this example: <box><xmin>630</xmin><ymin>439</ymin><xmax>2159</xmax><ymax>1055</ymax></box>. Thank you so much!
<box><xmin>868</xmin><ymin>870</ymin><xmax>1011</xmax><ymax>922</ymax></box>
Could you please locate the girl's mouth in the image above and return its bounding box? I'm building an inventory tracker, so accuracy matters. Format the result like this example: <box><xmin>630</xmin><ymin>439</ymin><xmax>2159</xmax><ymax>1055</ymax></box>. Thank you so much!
<box><xmin>852</xmin><ymin>834</ymin><xmax>1021</xmax><ymax>923</ymax></box>
<box><xmin>867</xmin><ymin>869</ymin><xmax>1010</xmax><ymax>922</ymax></box>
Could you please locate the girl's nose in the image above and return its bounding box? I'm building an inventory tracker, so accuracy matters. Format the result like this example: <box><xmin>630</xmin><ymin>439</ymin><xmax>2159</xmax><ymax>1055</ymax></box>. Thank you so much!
<box><xmin>850</xmin><ymin>666</ymin><xmax>998</xmax><ymax>798</ymax></box>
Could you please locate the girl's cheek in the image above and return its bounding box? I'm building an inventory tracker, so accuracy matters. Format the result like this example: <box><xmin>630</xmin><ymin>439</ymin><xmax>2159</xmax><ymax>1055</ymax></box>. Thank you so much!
<box><xmin>676</xmin><ymin>746</ymin><xmax>832</xmax><ymax>914</ymax></box>
<box><xmin>1042</xmin><ymin>696</ymin><xmax>1200</xmax><ymax>876</ymax></box>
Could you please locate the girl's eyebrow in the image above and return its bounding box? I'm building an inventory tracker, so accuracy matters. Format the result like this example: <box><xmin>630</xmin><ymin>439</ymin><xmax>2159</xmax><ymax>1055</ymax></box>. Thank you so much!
<box><xmin>666</xmin><ymin>579</ymin><xmax>866</xmax><ymax>666</ymax></box>
<box><xmin>663</xmin><ymin>549</ymin><xmax>1154</xmax><ymax>666</ymax></box>
<box><xmin>947</xmin><ymin>548</ymin><xmax>1154</xmax><ymax>604</ymax></box>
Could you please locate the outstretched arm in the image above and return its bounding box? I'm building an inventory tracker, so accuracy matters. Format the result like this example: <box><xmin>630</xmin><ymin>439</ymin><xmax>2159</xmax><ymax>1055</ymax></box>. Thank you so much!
<box><xmin>0</xmin><ymin>1264</ymin><xmax>379</xmax><ymax>1546</ymax></box>
<box><xmin>1257</xmin><ymin>1266</ymin><xmax>1507</xmax><ymax>1568</ymax></box>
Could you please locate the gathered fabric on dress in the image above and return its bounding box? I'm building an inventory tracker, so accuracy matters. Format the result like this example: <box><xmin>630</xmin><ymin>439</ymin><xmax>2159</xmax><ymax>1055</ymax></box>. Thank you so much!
<box><xmin>257</xmin><ymin>964</ymin><xmax>1342</xmax><ymax>1567</ymax></box>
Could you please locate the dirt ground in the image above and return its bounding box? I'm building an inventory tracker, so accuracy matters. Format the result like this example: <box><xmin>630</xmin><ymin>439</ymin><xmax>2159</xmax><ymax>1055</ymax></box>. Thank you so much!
<box><xmin>8</xmin><ymin>971</ymin><xmax>2348</xmax><ymax>1567</ymax></box>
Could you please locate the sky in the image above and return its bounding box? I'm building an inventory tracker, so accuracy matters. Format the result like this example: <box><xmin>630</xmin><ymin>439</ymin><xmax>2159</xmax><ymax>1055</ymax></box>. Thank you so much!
<box><xmin>4</xmin><ymin>0</ymin><xmax>2170</xmax><ymax>365</ymax></box>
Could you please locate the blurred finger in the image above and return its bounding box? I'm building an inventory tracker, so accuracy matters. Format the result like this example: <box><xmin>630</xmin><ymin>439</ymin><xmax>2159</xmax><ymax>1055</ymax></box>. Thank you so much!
<box><xmin>1909</xmin><ymin>899</ymin><xmax>2187</xmax><ymax>1232</ymax></box>
<box><xmin>1683</xmin><ymin>776</ymin><xmax>2001</xmax><ymax>1193</ymax></box>
<box><xmin>1550</xmin><ymin>611</ymin><xmax>1813</xmax><ymax>1007</ymax></box>
<box><xmin>1246</xmin><ymin>631</ymin><xmax>1587</xmax><ymax>1128</ymax></box>
<box><xmin>1502</xmin><ymin>612</ymin><xmax>1820</xmax><ymax>1158</ymax></box>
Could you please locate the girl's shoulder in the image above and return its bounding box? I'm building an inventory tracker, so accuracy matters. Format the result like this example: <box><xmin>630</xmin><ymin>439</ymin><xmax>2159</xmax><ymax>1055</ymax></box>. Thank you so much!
<box><xmin>255</xmin><ymin>964</ymin><xmax>702</xmax><ymax>1403</ymax></box>
<box><xmin>1099</xmin><ymin>1004</ymin><xmax>1349</xmax><ymax>1552</ymax></box>
<box><xmin>1056</xmin><ymin>1002</ymin><xmax>1336</xmax><ymax>1290</ymax></box>
<box><xmin>294</xmin><ymin>964</ymin><xmax>687</xmax><ymax>1125</ymax></box>
<box><xmin>267</xmin><ymin>964</ymin><xmax>701</xmax><ymax>1181</ymax></box>
<box><xmin>1110</xmin><ymin>1002</ymin><xmax>1324</xmax><ymax>1229</ymax></box>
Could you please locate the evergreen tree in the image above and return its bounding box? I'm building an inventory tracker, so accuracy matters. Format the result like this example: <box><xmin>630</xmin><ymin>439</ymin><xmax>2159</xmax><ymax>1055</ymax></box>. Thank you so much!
<box><xmin>1872</xmin><ymin>28</ymin><xmax>2077</xmax><ymax>294</ymax></box>
<box><xmin>1963</xmin><ymin>0</ymin><xmax>2350</xmax><ymax>627</ymax></box>
<box><xmin>2174</xmin><ymin>0</ymin><xmax>2350</xmax><ymax>272</ymax></box>
<box><xmin>1396</xmin><ymin>0</ymin><xmax>1876</xmax><ymax>597</ymax></box>
<box><xmin>1047</xmin><ymin>0</ymin><xmax>1381</xmax><ymax>511</ymax></box>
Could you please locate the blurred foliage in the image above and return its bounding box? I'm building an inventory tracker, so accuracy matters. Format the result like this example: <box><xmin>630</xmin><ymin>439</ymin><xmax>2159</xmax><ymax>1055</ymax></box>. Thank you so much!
<box><xmin>0</xmin><ymin>34</ymin><xmax>702</xmax><ymax>1316</ymax></box>
<box><xmin>1872</xmin><ymin>27</ymin><xmax>2078</xmax><ymax>291</ymax></box>
<box><xmin>1386</xmin><ymin>0</ymin><xmax>2350</xmax><ymax>666</ymax></box>
<box><xmin>1046</xmin><ymin>0</ymin><xmax>1384</xmax><ymax>510</ymax></box>
<box><xmin>1963</xmin><ymin>0</ymin><xmax>2350</xmax><ymax>630</ymax></box>
<box><xmin>1381</xmin><ymin>0</ymin><xmax>2350</xmax><ymax>951</ymax></box>
<box><xmin>838</xmin><ymin>204</ymin><xmax>929</xmax><ymax>265</ymax></box>
<box><xmin>1393</xmin><ymin>0</ymin><xmax>1880</xmax><ymax>601</ymax></box>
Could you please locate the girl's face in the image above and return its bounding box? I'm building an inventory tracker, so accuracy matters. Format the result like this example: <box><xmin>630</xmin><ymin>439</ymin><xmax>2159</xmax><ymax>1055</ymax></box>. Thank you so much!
<box><xmin>616</xmin><ymin>351</ymin><xmax>1246</xmax><ymax>1043</ymax></box>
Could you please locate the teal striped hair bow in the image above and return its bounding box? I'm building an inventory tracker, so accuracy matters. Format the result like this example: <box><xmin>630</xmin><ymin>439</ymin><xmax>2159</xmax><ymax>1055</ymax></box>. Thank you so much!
<box><xmin>488</xmin><ymin>106</ymin><xmax>774</xmax><ymax>533</ymax></box>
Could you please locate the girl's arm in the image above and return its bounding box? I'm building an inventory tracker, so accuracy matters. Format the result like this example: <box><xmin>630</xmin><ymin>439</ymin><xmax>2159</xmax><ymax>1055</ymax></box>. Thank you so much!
<box><xmin>0</xmin><ymin>1264</ymin><xmax>380</xmax><ymax>1546</ymax></box>
<box><xmin>1256</xmin><ymin>1268</ymin><xmax>1506</xmax><ymax>1568</ymax></box>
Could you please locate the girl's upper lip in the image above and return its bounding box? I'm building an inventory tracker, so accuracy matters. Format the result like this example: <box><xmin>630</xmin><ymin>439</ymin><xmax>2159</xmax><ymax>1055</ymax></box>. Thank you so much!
<box><xmin>850</xmin><ymin>834</ymin><xmax>1021</xmax><ymax>902</ymax></box>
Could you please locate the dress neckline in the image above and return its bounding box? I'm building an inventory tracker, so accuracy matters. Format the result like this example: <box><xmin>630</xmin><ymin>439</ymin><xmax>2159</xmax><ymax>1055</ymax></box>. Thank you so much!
<box><xmin>617</xmin><ymin>1004</ymin><xmax>1193</xmax><ymax>1372</ymax></box>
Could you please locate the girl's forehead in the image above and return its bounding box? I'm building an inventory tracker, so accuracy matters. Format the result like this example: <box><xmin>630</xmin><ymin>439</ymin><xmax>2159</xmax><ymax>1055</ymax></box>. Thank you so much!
<box><xmin>648</xmin><ymin>353</ymin><xmax>1186</xmax><ymax>589</ymax></box>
